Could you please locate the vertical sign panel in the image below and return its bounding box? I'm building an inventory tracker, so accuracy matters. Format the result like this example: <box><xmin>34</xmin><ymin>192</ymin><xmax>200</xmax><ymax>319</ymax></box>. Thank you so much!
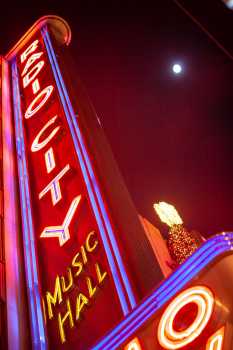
<box><xmin>11</xmin><ymin>27</ymin><xmax>136</xmax><ymax>349</ymax></box>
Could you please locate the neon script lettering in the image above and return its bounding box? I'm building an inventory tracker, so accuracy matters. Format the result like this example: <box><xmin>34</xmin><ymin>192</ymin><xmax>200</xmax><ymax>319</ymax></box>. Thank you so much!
<box><xmin>21</xmin><ymin>39</ymin><xmax>81</xmax><ymax>246</ymax></box>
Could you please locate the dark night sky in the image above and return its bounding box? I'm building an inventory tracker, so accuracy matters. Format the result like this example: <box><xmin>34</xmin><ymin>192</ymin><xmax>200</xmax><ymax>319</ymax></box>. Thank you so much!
<box><xmin>1</xmin><ymin>0</ymin><xmax>233</xmax><ymax>238</ymax></box>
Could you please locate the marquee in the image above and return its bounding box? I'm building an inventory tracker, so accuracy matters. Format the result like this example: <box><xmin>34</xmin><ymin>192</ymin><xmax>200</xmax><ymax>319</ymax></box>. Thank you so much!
<box><xmin>1</xmin><ymin>16</ymin><xmax>233</xmax><ymax>350</ymax></box>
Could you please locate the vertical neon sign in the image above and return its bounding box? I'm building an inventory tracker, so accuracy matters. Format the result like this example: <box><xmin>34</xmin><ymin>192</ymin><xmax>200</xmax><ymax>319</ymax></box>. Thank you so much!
<box><xmin>11</xmin><ymin>24</ymin><xmax>136</xmax><ymax>348</ymax></box>
<box><xmin>4</xmin><ymin>15</ymin><xmax>233</xmax><ymax>350</ymax></box>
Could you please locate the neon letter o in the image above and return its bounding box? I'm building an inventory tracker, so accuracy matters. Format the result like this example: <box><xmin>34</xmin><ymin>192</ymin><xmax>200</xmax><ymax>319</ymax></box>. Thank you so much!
<box><xmin>25</xmin><ymin>85</ymin><xmax>53</xmax><ymax>119</ymax></box>
<box><xmin>157</xmin><ymin>286</ymin><xmax>214</xmax><ymax>349</ymax></box>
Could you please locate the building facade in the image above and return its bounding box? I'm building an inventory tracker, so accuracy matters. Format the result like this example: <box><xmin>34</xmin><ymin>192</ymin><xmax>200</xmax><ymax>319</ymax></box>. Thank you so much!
<box><xmin>0</xmin><ymin>16</ymin><xmax>232</xmax><ymax>350</ymax></box>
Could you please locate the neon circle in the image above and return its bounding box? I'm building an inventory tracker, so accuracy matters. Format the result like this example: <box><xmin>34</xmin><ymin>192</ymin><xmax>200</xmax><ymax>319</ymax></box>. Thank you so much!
<box><xmin>25</xmin><ymin>85</ymin><xmax>54</xmax><ymax>119</ymax></box>
<box><xmin>166</xmin><ymin>295</ymin><xmax>206</xmax><ymax>339</ymax></box>
<box><xmin>157</xmin><ymin>286</ymin><xmax>214</xmax><ymax>349</ymax></box>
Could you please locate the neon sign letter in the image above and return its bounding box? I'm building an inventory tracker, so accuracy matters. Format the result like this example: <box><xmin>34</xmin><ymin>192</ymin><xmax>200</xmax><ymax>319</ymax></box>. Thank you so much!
<box><xmin>23</xmin><ymin>61</ymin><xmax>45</xmax><ymax>88</ymax></box>
<box><xmin>206</xmin><ymin>327</ymin><xmax>225</xmax><ymax>350</ymax></box>
<box><xmin>21</xmin><ymin>52</ymin><xmax>44</xmax><ymax>76</ymax></box>
<box><xmin>40</xmin><ymin>195</ymin><xmax>82</xmax><ymax>246</ymax></box>
<box><xmin>45</xmin><ymin>148</ymin><xmax>56</xmax><ymax>173</ymax></box>
<box><xmin>31</xmin><ymin>115</ymin><xmax>60</xmax><ymax>152</ymax></box>
<box><xmin>20</xmin><ymin>39</ymin><xmax>39</xmax><ymax>63</ymax></box>
<box><xmin>124</xmin><ymin>338</ymin><xmax>142</xmax><ymax>350</ymax></box>
<box><xmin>157</xmin><ymin>286</ymin><xmax>214</xmax><ymax>349</ymax></box>
<box><xmin>25</xmin><ymin>85</ymin><xmax>54</xmax><ymax>119</ymax></box>
<box><xmin>39</xmin><ymin>164</ymin><xmax>70</xmax><ymax>205</ymax></box>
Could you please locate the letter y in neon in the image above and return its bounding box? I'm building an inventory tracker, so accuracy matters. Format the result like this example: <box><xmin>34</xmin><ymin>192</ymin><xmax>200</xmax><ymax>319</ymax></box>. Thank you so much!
<box><xmin>40</xmin><ymin>195</ymin><xmax>82</xmax><ymax>246</ymax></box>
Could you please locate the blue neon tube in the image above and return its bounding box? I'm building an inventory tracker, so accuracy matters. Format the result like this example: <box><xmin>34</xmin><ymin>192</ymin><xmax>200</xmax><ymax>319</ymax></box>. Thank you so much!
<box><xmin>42</xmin><ymin>26</ymin><xmax>137</xmax><ymax>313</ymax></box>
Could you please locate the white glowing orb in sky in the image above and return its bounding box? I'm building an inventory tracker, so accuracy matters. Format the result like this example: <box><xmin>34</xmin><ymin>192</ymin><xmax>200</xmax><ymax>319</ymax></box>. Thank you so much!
<box><xmin>172</xmin><ymin>63</ymin><xmax>182</xmax><ymax>74</ymax></box>
<box><xmin>222</xmin><ymin>0</ymin><xmax>233</xmax><ymax>9</ymax></box>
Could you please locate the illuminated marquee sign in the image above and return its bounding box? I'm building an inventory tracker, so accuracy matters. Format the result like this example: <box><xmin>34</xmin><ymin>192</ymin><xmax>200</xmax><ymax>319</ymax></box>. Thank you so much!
<box><xmin>11</xmin><ymin>24</ymin><xmax>137</xmax><ymax>349</ymax></box>
<box><xmin>7</xmin><ymin>16</ymin><xmax>233</xmax><ymax>350</ymax></box>
<box><xmin>95</xmin><ymin>233</ymin><xmax>233</xmax><ymax>350</ymax></box>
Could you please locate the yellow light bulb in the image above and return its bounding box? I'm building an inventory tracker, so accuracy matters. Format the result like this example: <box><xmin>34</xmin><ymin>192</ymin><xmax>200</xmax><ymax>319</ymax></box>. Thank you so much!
<box><xmin>154</xmin><ymin>202</ymin><xmax>183</xmax><ymax>227</ymax></box>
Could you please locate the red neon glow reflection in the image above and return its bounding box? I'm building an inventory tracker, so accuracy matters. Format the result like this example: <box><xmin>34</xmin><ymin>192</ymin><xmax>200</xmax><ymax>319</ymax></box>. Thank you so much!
<box><xmin>157</xmin><ymin>286</ymin><xmax>214</xmax><ymax>349</ymax></box>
